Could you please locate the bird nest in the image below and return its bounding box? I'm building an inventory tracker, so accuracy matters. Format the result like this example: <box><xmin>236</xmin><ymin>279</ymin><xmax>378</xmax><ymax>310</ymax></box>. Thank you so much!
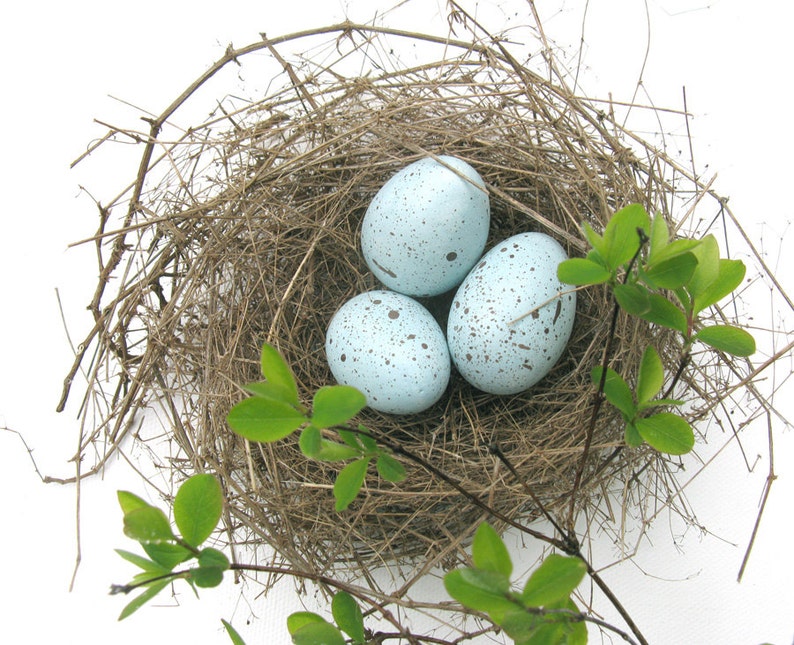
<box><xmin>62</xmin><ymin>12</ymin><xmax>768</xmax><ymax>583</ymax></box>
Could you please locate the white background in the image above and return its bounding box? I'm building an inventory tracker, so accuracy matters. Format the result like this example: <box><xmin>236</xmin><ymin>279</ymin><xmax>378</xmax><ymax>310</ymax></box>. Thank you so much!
<box><xmin>1</xmin><ymin>1</ymin><xmax>792</xmax><ymax>643</ymax></box>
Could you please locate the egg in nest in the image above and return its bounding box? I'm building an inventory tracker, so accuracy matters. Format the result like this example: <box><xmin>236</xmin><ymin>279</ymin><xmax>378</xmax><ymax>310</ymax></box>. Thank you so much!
<box><xmin>360</xmin><ymin>156</ymin><xmax>490</xmax><ymax>297</ymax></box>
<box><xmin>325</xmin><ymin>290</ymin><xmax>451</xmax><ymax>414</ymax></box>
<box><xmin>447</xmin><ymin>232</ymin><xmax>576</xmax><ymax>395</ymax></box>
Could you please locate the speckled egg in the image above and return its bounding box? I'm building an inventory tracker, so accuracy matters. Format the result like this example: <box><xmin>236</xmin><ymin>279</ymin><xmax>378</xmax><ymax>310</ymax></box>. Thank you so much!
<box><xmin>360</xmin><ymin>156</ymin><xmax>490</xmax><ymax>297</ymax></box>
<box><xmin>447</xmin><ymin>232</ymin><xmax>576</xmax><ymax>395</ymax></box>
<box><xmin>325</xmin><ymin>290</ymin><xmax>451</xmax><ymax>414</ymax></box>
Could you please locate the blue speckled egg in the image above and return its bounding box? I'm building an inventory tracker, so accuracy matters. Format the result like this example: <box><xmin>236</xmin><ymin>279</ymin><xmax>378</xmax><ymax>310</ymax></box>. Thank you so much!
<box><xmin>361</xmin><ymin>156</ymin><xmax>490</xmax><ymax>297</ymax></box>
<box><xmin>325</xmin><ymin>290</ymin><xmax>451</xmax><ymax>414</ymax></box>
<box><xmin>447</xmin><ymin>232</ymin><xmax>576</xmax><ymax>395</ymax></box>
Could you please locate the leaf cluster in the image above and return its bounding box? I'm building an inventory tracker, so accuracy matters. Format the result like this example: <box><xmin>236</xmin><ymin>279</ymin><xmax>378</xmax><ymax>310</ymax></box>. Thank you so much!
<box><xmin>444</xmin><ymin>523</ymin><xmax>588</xmax><ymax>644</ymax></box>
<box><xmin>112</xmin><ymin>474</ymin><xmax>227</xmax><ymax>620</ymax></box>
<box><xmin>559</xmin><ymin>204</ymin><xmax>754</xmax><ymax>355</ymax></box>
<box><xmin>227</xmin><ymin>344</ymin><xmax>406</xmax><ymax>511</ymax></box>
<box><xmin>558</xmin><ymin>204</ymin><xmax>755</xmax><ymax>454</ymax></box>
<box><xmin>593</xmin><ymin>346</ymin><xmax>692</xmax><ymax>454</ymax></box>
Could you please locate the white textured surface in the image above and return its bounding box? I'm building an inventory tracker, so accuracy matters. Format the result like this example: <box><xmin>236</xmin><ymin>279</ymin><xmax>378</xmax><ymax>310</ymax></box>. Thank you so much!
<box><xmin>2</xmin><ymin>2</ymin><xmax>793</xmax><ymax>644</ymax></box>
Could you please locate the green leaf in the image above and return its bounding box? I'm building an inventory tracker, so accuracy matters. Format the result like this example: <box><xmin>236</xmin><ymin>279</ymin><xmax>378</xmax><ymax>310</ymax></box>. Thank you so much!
<box><xmin>317</xmin><ymin>439</ymin><xmax>362</xmax><ymax>462</ymax></box>
<box><xmin>337</xmin><ymin>428</ymin><xmax>361</xmax><ymax>450</ymax></box>
<box><xmin>687</xmin><ymin>235</ymin><xmax>720</xmax><ymax>299</ymax></box>
<box><xmin>644</xmin><ymin>252</ymin><xmax>698</xmax><ymax>290</ymax></box>
<box><xmin>376</xmin><ymin>453</ymin><xmax>407</xmax><ymax>483</ymax></box>
<box><xmin>290</xmin><ymin>621</ymin><xmax>346</xmax><ymax>645</ymax></box>
<box><xmin>227</xmin><ymin>396</ymin><xmax>305</xmax><ymax>442</ymax></box>
<box><xmin>521</xmin><ymin>555</ymin><xmax>587</xmax><ymax>607</ymax></box>
<box><xmin>648</xmin><ymin>237</ymin><xmax>701</xmax><ymax>266</ymax></box>
<box><xmin>647</xmin><ymin>212</ymin><xmax>670</xmax><ymax>264</ymax></box>
<box><xmin>190</xmin><ymin>564</ymin><xmax>225</xmax><ymax>588</ymax></box>
<box><xmin>117</xmin><ymin>490</ymin><xmax>151</xmax><ymax>515</ymax></box>
<box><xmin>221</xmin><ymin>619</ymin><xmax>247</xmax><ymax>645</ymax></box>
<box><xmin>500</xmin><ymin>609</ymin><xmax>543</xmax><ymax>643</ymax></box>
<box><xmin>190</xmin><ymin>547</ymin><xmax>230</xmax><ymax>588</ymax></box>
<box><xmin>582</xmin><ymin>221</ymin><xmax>607</xmax><ymax>258</ymax></box>
<box><xmin>603</xmin><ymin>204</ymin><xmax>651</xmax><ymax>270</ymax></box>
<box><xmin>123</xmin><ymin>506</ymin><xmax>174</xmax><ymax>544</ymax></box>
<box><xmin>694</xmin><ymin>324</ymin><xmax>756</xmax><ymax>357</ymax></box>
<box><xmin>115</xmin><ymin>549</ymin><xmax>170</xmax><ymax>574</ymax></box>
<box><xmin>520</xmin><ymin>621</ymin><xmax>564</xmax><ymax>645</ymax></box>
<box><xmin>331</xmin><ymin>591</ymin><xmax>366</xmax><ymax>644</ymax></box>
<box><xmin>636</xmin><ymin>346</ymin><xmax>664</xmax><ymax>404</ymax></box>
<box><xmin>287</xmin><ymin>612</ymin><xmax>326</xmax><ymax>635</ymax></box>
<box><xmin>299</xmin><ymin>425</ymin><xmax>322</xmax><ymax>458</ymax></box>
<box><xmin>673</xmin><ymin>285</ymin><xmax>692</xmax><ymax>313</ymax></box>
<box><xmin>311</xmin><ymin>385</ymin><xmax>367</xmax><ymax>428</ymax></box>
<box><xmin>624</xmin><ymin>422</ymin><xmax>643</xmax><ymax>447</ymax></box>
<box><xmin>118</xmin><ymin>579</ymin><xmax>170</xmax><ymax>620</ymax></box>
<box><xmin>259</xmin><ymin>343</ymin><xmax>299</xmax><ymax>406</ymax></box>
<box><xmin>557</xmin><ymin>258</ymin><xmax>610</xmax><ymax>286</ymax></box>
<box><xmin>356</xmin><ymin>425</ymin><xmax>378</xmax><ymax>452</ymax></box>
<box><xmin>198</xmin><ymin>547</ymin><xmax>230</xmax><ymax>569</ymax></box>
<box><xmin>243</xmin><ymin>380</ymin><xmax>297</xmax><ymax>403</ymax></box>
<box><xmin>444</xmin><ymin>568</ymin><xmax>517</xmax><ymax>623</ymax></box>
<box><xmin>693</xmin><ymin>259</ymin><xmax>746</xmax><ymax>314</ymax></box>
<box><xmin>128</xmin><ymin>571</ymin><xmax>165</xmax><ymax>587</ymax></box>
<box><xmin>635</xmin><ymin>412</ymin><xmax>695</xmax><ymax>454</ymax></box>
<box><xmin>614</xmin><ymin>283</ymin><xmax>651</xmax><ymax>316</ymax></box>
<box><xmin>591</xmin><ymin>366</ymin><xmax>635</xmax><ymax>420</ymax></box>
<box><xmin>334</xmin><ymin>458</ymin><xmax>369</xmax><ymax>512</ymax></box>
<box><xmin>173</xmin><ymin>474</ymin><xmax>223</xmax><ymax>548</ymax></box>
<box><xmin>585</xmin><ymin>249</ymin><xmax>607</xmax><ymax>266</ymax></box>
<box><xmin>556</xmin><ymin>598</ymin><xmax>588</xmax><ymax>645</ymax></box>
<box><xmin>638</xmin><ymin>293</ymin><xmax>688</xmax><ymax>334</ymax></box>
<box><xmin>638</xmin><ymin>397</ymin><xmax>684</xmax><ymax>410</ymax></box>
<box><xmin>142</xmin><ymin>542</ymin><xmax>193</xmax><ymax>569</ymax></box>
<box><xmin>472</xmin><ymin>522</ymin><xmax>513</xmax><ymax>578</ymax></box>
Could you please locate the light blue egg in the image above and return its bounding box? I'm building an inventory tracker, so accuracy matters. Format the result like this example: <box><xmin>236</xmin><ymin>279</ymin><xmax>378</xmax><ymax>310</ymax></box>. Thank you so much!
<box><xmin>325</xmin><ymin>290</ymin><xmax>451</xmax><ymax>414</ymax></box>
<box><xmin>361</xmin><ymin>156</ymin><xmax>490</xmax><ymax>297</ymax></box>
<box><xmin>447</xmin><ymin>232</ymin><xmax>576</xmax><ymax>395</ymax></box>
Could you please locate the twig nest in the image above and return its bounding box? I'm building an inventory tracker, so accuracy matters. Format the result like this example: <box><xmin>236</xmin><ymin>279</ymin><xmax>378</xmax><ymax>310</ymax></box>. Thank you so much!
<box><xmin>67</xmin><ymin>20</ymin><xmax>709</xmax><ymax>573</ymax></box>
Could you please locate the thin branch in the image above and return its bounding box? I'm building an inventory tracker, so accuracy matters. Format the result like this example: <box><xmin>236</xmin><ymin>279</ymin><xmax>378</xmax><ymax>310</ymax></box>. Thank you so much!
<box><xmin>488</xmin><ymin>443</ymin><xmax>573</xmax><ymax>547</ymax></box>
<box><xmin>737</xmin><ymin>410</ymin><xmax>776</xmax><ymax>581</ymax></box>
<box><xmin>356</xmin><ymin>426</ymin><xmax>568</xmax><ymax>551</ymax></box>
